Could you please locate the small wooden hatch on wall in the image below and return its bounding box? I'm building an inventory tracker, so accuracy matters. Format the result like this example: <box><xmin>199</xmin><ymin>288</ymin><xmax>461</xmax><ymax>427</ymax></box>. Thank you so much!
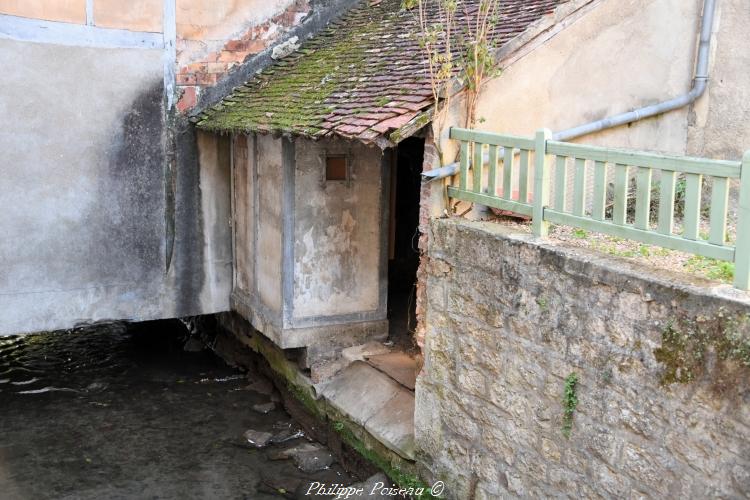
<box><xmin>325</xmin><ymin>155</ymin><xmax>349</xmax><ymax>182</ymax></box>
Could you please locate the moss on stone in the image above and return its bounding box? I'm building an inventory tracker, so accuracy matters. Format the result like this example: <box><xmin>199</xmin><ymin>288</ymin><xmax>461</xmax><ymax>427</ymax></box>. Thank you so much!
<box><xmin>196</xmin><ymin>0</ymin><xmax>411</xmax><ymax>137</ymax></box>
<box><xmin>653</xmin><ymin>309</ymin><xmax>750</xmax><ymax>392</ymax></box>
<box><xmin>233</xmin><ymin>326</ymin><xmax>434</xmax><ymax>493</ymax></box>
<box><xmin>328</xmin><ymin>410</ymin><xmax>438</xmax><ymax>499</ymax></box>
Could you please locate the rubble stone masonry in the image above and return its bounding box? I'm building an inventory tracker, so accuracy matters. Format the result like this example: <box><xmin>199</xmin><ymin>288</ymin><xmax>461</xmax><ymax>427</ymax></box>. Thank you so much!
<box><xmin>416</xmin><ymin>218</ymin><xmax>750</xmax><ymax>499</ymax></box>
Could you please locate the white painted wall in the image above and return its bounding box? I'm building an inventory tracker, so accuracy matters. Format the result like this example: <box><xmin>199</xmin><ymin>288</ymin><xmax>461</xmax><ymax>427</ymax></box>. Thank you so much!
<box><xmin>437</xmin><ymin>0</ymin><xmax>748</xmax><ymax>164</ymax></box>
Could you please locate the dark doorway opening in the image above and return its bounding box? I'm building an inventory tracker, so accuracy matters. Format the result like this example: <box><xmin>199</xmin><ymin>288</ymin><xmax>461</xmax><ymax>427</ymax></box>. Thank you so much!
<box><xmin>387</xmin><ymin>136</ymin><xmax>424</xmax><ymax>352</ymax></box>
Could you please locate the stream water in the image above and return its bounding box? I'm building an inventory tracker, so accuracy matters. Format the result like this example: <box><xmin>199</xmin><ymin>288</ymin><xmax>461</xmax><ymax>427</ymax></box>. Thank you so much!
<box><xmin>0</xmin><ymin>321</ymin><xmax>355</xmax><ymax>499</ymax></box>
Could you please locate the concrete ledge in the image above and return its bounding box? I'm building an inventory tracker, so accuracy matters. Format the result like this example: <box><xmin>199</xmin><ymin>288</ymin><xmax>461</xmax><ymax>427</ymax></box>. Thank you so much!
<box><xmin>231</xmin><ymin>291</ymin><xmax>387</xmax><ymax>350</ymax></box>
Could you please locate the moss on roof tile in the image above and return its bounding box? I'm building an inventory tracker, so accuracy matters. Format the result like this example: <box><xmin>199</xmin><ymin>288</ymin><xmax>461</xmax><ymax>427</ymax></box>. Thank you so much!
<box><xmin>196</xmin><ymin>0</ymin><xmax>567</xmax><ymax>142</ymax></box>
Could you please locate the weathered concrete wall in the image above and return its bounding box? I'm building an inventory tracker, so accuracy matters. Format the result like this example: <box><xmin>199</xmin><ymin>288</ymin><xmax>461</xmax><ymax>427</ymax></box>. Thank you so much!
<box><xmin>196</xmin><ymin>132</ymin><xmax>233</xmax><ymax>310</ymax></box>
<box><xmin>416</xmin><ymin>218</ymin><xmax>750</xmax><ymax>498</ymax></box>
<box><xmin>687</xmin><ymin>0</ymin><xmax>750</xmax><ymax>159</ymax></box>
<box><xmin>256</xmin><ymin>133</ymin><xmax>284</xmax><ymax>314</ymax></box>
<box><xmin>232</xmin><ymin>134</ymin><xmax>255</xmax><ymax>296</ymax></box>
<box><xmin>0</xmin><ymin>0</ymin><xmax>87</xmax><ymax>23</ymax></box>
<box><xmin>0</xmin><ymin>31</ymin><xmax>232</xmax><ymax>335</ymax></box>
<box><xmin>94</xmin><ymin>0</ymin><xmax>163</xmax><ymax>32</ymax></box>
<box><xmin>292</xmin><ymin>138</ymin><xmax>383</xmax><ymax>319</ymax></box>
<box><xmin>0</xmin><ymin>0</ymin><xmax>355</xmax><ymax>336</ymax></box>
<box><xmin>438</xmin><ymin>0</ymin><xmax>748</xmax><ymax>164</ymax></box>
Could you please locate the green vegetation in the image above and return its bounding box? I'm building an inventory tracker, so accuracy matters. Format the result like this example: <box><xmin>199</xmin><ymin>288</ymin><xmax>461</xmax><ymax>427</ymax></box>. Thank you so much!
<box><xmin>684</xmin><ymin>255</ymin><xmax>735</xmax><ymax>283</ymax></box>
<box><xmin>572</xmin><ymin>228</ymin><xmax>588</xmax><ymax>239</ymax></box>
<box><xmin>562</xmin><ymin>372</ymin><xmax>579</xmax><ymax>438</ymax></box>
<box><xmin>196</xmin><ymin>6</ymin><xmax>388</xmax><ymax>135</ymax></box>
<box><xmin>536</xmin><ymin>296</ymin><xmax>548</xmax><ymax>311</ymax></box>
<box><xmin>330</xmin><ymin>416</ymin><xmax>439</xmax><ymax>499</ymax></box>
<box><xmin>375</xmin><ymin>96</ymin><xmax>392</xmax><ymax>107</ymax></box>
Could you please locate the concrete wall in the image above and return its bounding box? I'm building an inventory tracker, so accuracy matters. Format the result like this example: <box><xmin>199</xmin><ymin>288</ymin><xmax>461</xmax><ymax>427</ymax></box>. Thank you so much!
<box><xmin>0</xmin><ymin>0</ymin><xmax>355</xmax><ymax>336</ymax></box>
<box><xmin>228</xmin><ymin>133</ymin><xmax>389</xmax><ymax>351</ymax></box>
<box><xmin>0</xmin><ymin>0</ymin><xmax>87</xmax><ymax>23</ymax></box>
<box><xmin>416</xmin><ymin>218</ymin><xmax>750</xmax><ymax>499</ymax></box>
<box><xmin>437</xmin><ymin>0</ymin><xmax>748</xmax><ymax>164</ymax></box>
<box><xmin>292</xmin><ymin>138</ymin><xmax>384</xmax><ymax>319</ymax></box>
<box><xmin>687</xmin><ymin>0</ymin><xmax>750</xmax><ymax>159</ymax></box>
<box><xmin>256</xmin><ymin>134</ymin><xmax>284</xmax><ymax>314</ymax></box>
<box><xmin>0</xmin><ymin>36</ymin><xmax>233</xmax><ymax>335</ymax></box>
<box><xmin>0</xmin><ymin>2</ymin><xmax>238</xmax><ymax>336</ymax></box>
<box><xmin>232</xmin><ymin>134</ymin><xmax>255</xmax><ymax>296</ymax></box>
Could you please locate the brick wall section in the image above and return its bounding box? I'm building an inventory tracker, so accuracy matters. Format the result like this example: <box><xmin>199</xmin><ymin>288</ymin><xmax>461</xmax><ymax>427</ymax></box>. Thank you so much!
<box><xmin>175</xmin><ymin>0</ymin><xmax>310</xmax><ymax>113</ymax></box>
<box><xmin>415</xmin><ymin>218</ymin><xmax>750</xmax><ymax>499</ymax></box>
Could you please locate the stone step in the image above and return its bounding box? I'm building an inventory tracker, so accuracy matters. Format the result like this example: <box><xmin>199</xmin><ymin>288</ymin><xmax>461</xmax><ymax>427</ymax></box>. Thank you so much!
<box><xmin>315</xmin><ymin>361</ymin><xmax>415</xmax><ymax>460</ymax></box>
<box><xmin>365</xmin><ymin>351</ymin><xmax>417</xmax><ymax>391</ymax></box>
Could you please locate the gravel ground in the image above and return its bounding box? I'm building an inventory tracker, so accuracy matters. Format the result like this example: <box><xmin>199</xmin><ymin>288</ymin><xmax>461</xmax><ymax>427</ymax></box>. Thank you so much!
<box><xmin>483</xmin><ymin>212</ymin><xmax>737</xmax><ymax>286</ymax></box>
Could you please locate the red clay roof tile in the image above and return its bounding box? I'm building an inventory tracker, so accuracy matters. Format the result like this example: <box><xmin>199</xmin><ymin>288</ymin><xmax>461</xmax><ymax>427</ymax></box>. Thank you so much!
<box><xmin>197</xmin><ymin>0</ymin><xmax>567</xmax><ymax>144</ymax></box>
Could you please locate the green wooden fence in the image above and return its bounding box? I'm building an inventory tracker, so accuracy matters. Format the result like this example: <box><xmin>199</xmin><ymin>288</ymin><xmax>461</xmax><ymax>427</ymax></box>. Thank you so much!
<box><xmin>447</xmin><ymin>127</ymin><xmax>750</xmax><ymax>290</ymax></box>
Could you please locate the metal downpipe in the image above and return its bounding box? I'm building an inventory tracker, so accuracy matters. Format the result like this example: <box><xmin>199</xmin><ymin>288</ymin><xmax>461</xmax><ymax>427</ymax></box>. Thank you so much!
<box><xmin>422</xmin><ymin>0</ymin><xmax>717</xmax><ymax>181</ymax></box>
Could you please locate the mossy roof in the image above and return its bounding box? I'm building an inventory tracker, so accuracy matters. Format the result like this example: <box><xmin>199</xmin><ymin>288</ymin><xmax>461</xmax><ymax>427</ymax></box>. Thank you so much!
<box><xmin>196</xmin><ymin>0</ymin><xmax>566</xmax><ymax>145</ymax></box>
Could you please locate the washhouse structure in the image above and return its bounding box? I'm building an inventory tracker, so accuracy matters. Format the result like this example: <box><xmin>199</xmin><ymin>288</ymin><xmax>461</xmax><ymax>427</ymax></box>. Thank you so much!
<box><xmin>196</xmin><ymin>0</ymin><xmax>565</xmax><ymax>354</ymax></box>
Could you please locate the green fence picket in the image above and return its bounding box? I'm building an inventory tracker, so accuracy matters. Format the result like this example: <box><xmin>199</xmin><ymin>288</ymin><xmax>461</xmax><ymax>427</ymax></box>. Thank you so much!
<box><xmin>683</xmin><ymin>173</ymin><xmax>702</xmax><ymax>240</ymax></box>
<box><xmin>519</xmin><ymin>150</ymin><xmax>529</xmax><ymax>203</ymax></box>
<box><xmin>658</xmin><ymin>171</ymin><xmax>676</xmax><ymax>235</ymax></box>
<box><xmin>446</xmin><ymin>127</ymin><xmax>747</xmax><ymax>290</ymax></box>
<box><xmin>592</xmin><ymin>161</ymin><xmax>607</xmax><ymax>221</ymax></box>
<box><xmin>554</xmin><ymin>156</ymin><xmax>568</xmax><ymax>211</ymax></box>
<box><xmin>573</xmin><ymin>158</ymin><xmax>587</xmax><ymax>216</ymax></box>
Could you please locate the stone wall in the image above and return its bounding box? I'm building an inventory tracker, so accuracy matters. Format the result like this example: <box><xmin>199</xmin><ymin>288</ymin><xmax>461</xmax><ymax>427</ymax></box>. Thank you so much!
<box><xmin>415</xmin><ymin>218</ymin><xmax>750</xmax><ymax>499</ymax></box>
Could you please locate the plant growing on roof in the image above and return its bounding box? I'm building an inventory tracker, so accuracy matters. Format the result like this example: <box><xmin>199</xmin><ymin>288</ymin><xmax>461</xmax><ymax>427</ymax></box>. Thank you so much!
<box><xmin>459</xmin><ymin>0</ymin><xmax>502</xmax><ymax>128</ymax></box>
<box><xmin>403</xmin><ymin>0</ymin><xmax>457</xmax><ymax>159</ymax></box>
<box><xmin>403</xmin><ymin>0</ymin><xmax>503</xmax><ymax>158</ymax></box>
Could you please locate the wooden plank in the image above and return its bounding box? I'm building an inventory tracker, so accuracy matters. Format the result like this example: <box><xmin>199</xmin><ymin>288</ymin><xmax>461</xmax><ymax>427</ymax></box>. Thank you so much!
<box><xmin>544</xmin><ymin>209</ymin><xmax>735</xmax><ymax>261</ymax></box>
<box><xmin>709</xmin><ymin>176</ymin><xmax>729</xmax><ymax>245</ymax></box>
<box><xmin>634</xmin><ymin>166</ymin><xmax>652</xmax><ymax>230</ymax></box>
<box><xmin>683</xmin><ymin>173</ymin><xmax>702</xmax><ymax>240</ymax></box>
<box><xmin>613</xmin><ymin>164</ymin><xmax>628</xmax><ymax>225</ymax></box>
<box><xmin>503</xmin><ymin>147</ymin><xmax>513</xmax><ymax>200</ymax></box>
<box><xmin>554</xmin><ymin>155</ymin><xmax>568</xmax><ymax>211</ymax></box>
<box><xmin>487</xmin><ymin>145</ymin><xmax>499</xmax><ymax>196</ymax></box>
<box><xmin>658</xmin><ymin>170</ymin><xmax>676</xmax><ymax>235</ymax></box>
<box><xmin>573</xmin><ymin>158</ymin><xmax>587</xmax><ymax>216</ymax></box>
<box><xmin>447</xmin><ymin>186</ymin><xmax>533</xmax><ymax>216</ymax></box>
<box><xmin>459</xmin><ymin>141</ymin><xmax>469</xmax><ymax>191</ymax></box>
<box><xmin>519</xmin><ymin>149</ymin><xmax>529</xmax><ymax>203</ymax></box>
<box><xmin>532</xmin><ymin>129</ymin><xmax>552</xmax><ymax>237</ymax></box>
<box><xmin>592</xmin><ymin>160</ymin><xmax>607</xmax><ymax>221</ymax></box>
<box><xmin>450</xmin><ymin>127</ymin><xmax>535</xmax><ymax>150</ymax></box>
<box><xmin>546</xmin><ymin>140</ymin><xmax>741</xmax><ymax>178</ymax></box>
<box><xmin>735</xmin><ymin>151</ymin><xmax>750</xmax><ymax>289</ymax></box>
<box><xmin>473</xmin><ymin>142</ymin><xmax>483</xmax><ymax>193</ymax></box>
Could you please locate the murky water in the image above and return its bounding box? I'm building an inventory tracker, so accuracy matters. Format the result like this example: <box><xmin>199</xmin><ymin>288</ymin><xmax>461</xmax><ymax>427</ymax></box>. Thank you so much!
<box><xmin>0</xmin><ymin>322</ymin><xmax>354</xmax><ymax>499</ymax></box>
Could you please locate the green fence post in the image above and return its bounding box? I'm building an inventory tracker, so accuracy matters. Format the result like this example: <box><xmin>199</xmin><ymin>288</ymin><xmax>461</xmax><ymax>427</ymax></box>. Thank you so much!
<box><xmin>735</xmin><ymin>150</ymin><xmax>750</xmax><ymax>290</ymax></box>
<box><xmin>533</xmin><ymin>129</ymin><xmax>552</xmax><ymax>237</ymax></box>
